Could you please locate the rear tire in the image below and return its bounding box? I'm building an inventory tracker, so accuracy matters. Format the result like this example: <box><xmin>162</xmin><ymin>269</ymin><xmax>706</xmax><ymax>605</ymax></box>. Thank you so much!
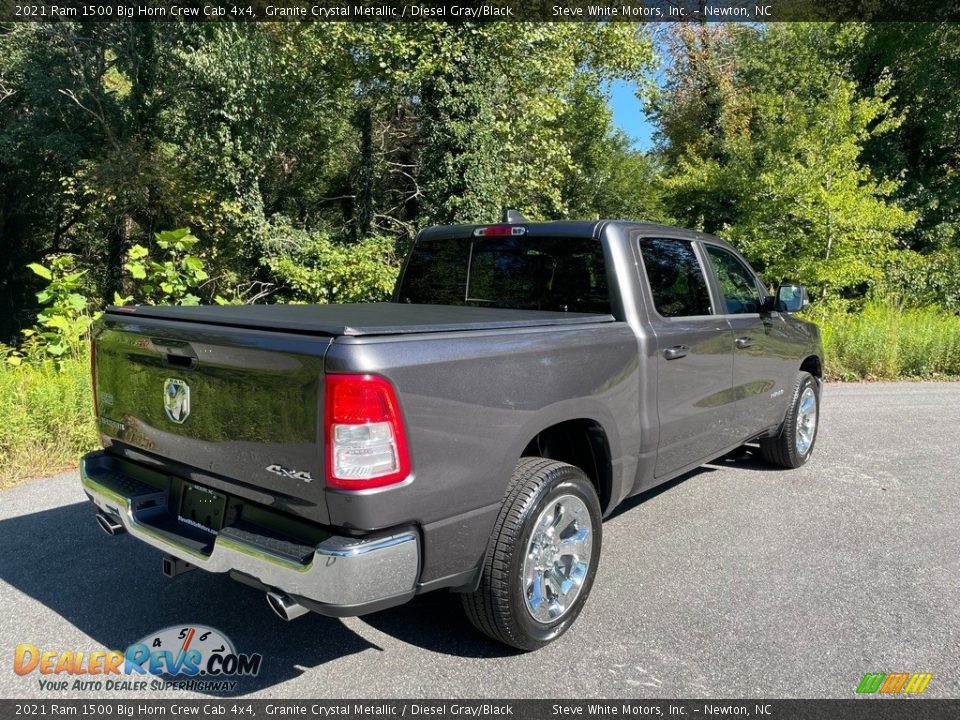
<box><xmin>462</xmin><ymin>457</ymin><xmax>602</xmax><ymax>651</ymax></box>
<box><xmin>760</xmin><ymin>371</ymin><xmax>820</xmax><ymax>468</ymax></box>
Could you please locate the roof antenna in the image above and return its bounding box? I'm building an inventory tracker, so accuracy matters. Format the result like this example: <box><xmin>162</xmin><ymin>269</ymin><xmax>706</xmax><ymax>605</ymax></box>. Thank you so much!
<box><xmin>501</xmin><ymin>207</ymin><xmax>528</xmax><ymax>224</ymax></box>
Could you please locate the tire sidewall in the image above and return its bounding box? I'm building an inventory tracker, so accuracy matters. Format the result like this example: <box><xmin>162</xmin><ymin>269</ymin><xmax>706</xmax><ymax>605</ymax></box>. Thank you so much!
<box><xmin>506</xmin><ymin>471</ymin><xmax>602</xmax><ymax>648</ymax></box>
<box><xmin>785</xmin><ymin>373</ymin><xmax>820</xmax><ymax>466</ymax></box>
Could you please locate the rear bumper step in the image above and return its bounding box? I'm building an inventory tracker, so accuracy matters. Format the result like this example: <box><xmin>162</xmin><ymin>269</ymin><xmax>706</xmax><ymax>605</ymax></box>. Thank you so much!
<box><xmin>81</xmin><ymin>451</ymin><xmax>420</xmax><ymax>616</ymax></box>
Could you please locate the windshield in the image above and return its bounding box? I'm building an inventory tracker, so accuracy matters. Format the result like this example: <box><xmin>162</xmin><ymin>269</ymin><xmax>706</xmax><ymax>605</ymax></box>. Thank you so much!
<box><xmin>396</xmin><ymin>236</ymin><xmax>610</xmax><ymax>314</ymax></box>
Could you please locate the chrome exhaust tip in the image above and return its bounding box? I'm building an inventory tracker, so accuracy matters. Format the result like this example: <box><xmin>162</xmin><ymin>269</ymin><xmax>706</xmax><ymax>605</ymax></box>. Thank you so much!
<box><xmin>95</xmin><ymin>512</ymin><xmax>125</xmax><ymax>537</ymax></box>
<box><xmin>266</xmin><ymin>590</ymin><xmax>309</xmax><ymax>621</ymax></box>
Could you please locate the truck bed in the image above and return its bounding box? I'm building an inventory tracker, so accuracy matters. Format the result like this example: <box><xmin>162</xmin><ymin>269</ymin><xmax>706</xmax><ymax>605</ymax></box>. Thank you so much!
<box><xmin>106</xmin><ymin>302</ymin><xmax>615</xmax><ymax>337</ymax></box>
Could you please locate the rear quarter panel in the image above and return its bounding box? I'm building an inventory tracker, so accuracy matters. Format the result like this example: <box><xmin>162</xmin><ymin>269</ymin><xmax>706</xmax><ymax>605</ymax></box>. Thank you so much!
<box><xmin>324</xmin><ymin>322</ymin><xmax>641</xmax><ymax>584</ymax></box>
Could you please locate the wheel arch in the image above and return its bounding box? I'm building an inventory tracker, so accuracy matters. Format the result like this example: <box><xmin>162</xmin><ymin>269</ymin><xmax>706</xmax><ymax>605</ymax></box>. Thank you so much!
<box><xmin>800</xmin><ymin>354</ymin><xmax>823</xmax><ymax>382</ymax></box>
<box><xmin>520</xmin><ymin>418</ymin><xmax>614</xmax><ymax>514</ymax></box>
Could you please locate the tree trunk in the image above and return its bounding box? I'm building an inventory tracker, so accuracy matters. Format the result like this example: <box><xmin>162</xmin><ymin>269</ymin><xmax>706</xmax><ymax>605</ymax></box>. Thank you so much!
<box><xmin>356</xmin><ymin>105</ymin><xmax>374</xmax><ymax>239</ymax></box>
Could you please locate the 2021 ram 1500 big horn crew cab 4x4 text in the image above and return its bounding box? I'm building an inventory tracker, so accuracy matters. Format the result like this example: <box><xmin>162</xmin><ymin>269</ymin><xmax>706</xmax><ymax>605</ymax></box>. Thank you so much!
<box><xmin>82</xmin><ymin>218</ymin><xmax>822</xmax><ymax>650</ymax></box>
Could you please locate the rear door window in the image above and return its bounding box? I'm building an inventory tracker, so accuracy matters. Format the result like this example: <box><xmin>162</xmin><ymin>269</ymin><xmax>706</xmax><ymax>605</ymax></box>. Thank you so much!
<box><xmin>398</xmin><ymin>236</ymin><xmax>610</xmax><ymax>314</ymax></box>
<box><xmin>638</xmin><ymin>238</ymin><xmax>713</xmax><ymax>317</ymax></box>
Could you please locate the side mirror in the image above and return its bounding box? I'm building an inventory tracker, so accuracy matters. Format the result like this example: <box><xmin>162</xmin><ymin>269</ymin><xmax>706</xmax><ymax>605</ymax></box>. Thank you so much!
<box><xmin>776</xmin><ymin>283</ymin><xmax>809</xmax><ymax>313</ymax></box>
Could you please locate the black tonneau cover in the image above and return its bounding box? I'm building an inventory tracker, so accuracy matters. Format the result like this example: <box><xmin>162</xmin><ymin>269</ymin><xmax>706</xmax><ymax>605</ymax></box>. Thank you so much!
<box><xmin>106</xmin><ymin>303</ymin><xmax>615</xmax><ymax>337</ymax></box>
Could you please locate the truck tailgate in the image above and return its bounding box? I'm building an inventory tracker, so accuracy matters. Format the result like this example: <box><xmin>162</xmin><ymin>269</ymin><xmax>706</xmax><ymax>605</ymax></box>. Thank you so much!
<box><xmin>94</xmin><ymin>312</ymin><xmax>331</xmax><ymax>524</ymax></box>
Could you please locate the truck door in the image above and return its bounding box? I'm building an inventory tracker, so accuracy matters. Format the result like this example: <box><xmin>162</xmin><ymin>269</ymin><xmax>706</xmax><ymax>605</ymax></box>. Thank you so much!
<box><xmin>637</xmin><ymin>237</ymin><xmax>735</xmax><ymax>478</ymax></box>
<box><xmin>701</xmin><ymin>243</ymin><xmax>791</xmax><ymax>435</ymax></box>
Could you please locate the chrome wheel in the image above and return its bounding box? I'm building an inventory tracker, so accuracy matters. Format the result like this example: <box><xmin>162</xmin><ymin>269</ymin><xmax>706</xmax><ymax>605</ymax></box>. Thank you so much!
<box><xmin>522</xmin><ymin>494</ymin><xmax>593</xmax><ymax>624</ymax></box>
<box><xmin>795</xmin><ymin>386</ymin><xmax>817</xmax><ymax>455</ymax></box>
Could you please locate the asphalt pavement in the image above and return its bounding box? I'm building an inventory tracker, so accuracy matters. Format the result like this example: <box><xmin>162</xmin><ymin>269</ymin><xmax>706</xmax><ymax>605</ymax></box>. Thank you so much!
<box><xmin>1</xmin><ymin>382</ymin><xmax>958</xmax><ymax>699</ymax></box>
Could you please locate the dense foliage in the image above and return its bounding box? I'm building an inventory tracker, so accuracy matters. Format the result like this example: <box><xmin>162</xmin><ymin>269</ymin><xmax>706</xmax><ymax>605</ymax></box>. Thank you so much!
<box><xmin>650</xmin><ymin>23</ymin><xmax>957</xmax><ymax>306</ymax></box>
<box><xmin>4</xmin><ymin>21</ymin><xmax>959</xmax><ymax>331</ymax></box>
<box><xmin>0</xmin><ymin>22</ymin><xmax>653</xmax><ymax>341</ymax></box>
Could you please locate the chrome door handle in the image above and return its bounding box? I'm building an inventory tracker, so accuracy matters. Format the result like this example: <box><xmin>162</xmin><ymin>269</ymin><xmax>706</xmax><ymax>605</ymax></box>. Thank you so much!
<box><xmin>663</xmin><ymin>345</ymin><xmax>689</xmax><ymax>360</ymax></box>
<box><xmin>735</xmin><ymin>337</ymin><xmax>754</xmax><ymax>349</ymax></box>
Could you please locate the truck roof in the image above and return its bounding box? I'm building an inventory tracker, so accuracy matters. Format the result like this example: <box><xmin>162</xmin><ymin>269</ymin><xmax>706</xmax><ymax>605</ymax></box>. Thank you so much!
<box><xmin>418</xmin><ymin>219</ymin><xmax>728</xmax><ymax>246</ymax></box>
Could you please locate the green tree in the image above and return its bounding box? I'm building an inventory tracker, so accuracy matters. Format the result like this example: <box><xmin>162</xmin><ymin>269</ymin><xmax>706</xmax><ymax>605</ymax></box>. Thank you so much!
<box><xmin>417</xmin><ymin>26</ymin><xmax>502</xmax><ymax>224</ymax></box>
<box><xmin>851</xmin><ymin>22</ymin><xmax>960</xmax><ymax>253</ymax></box>
<box><xmin>1</xmin><ymin>21</ymin><xmax>656</xmax><ymax>342</ymax></box>
<box><xmin>655</xmin><ymin>23</ymin><xmax>913</xmax><ymax>299</ymax></box>
<box><xmin>845</xmin><ymin>23</ymin><xmax>960</xmax><ymax>309</ymax></box>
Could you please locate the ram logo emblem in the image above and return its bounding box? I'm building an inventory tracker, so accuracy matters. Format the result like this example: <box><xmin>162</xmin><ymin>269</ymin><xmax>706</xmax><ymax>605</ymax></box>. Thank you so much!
<box><xmin>163</xmin><ymin>378</ymin><xmax>191</xmax><ymax>424</ymax></box>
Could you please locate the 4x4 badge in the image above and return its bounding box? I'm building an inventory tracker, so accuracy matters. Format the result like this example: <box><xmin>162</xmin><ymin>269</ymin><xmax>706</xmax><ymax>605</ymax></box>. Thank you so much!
<box><xmin>163</xmin><ymin>378</ymin><xmax>191</xmax><ymax>424</ymax></box>
<box><xmin>266</xmin><ymin>464</ymin><xmax>313</xmax><ymax>483</ymax></box>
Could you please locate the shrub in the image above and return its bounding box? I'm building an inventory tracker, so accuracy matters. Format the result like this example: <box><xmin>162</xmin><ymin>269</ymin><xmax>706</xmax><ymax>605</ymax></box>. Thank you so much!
<box><xmin>811</xmin><ymin>300</ymin><xmax>960</xmax><ymax>380</ymax></box>
<box><xmin>115</xmin><ymin>228</ymin><xmax>213</xmax><ymax>306</ymax></box>
<box><xmin>880</xmin><ymin>249</ymin><xmax>960</xmax><ymax>314</ymax></box>
<box><xmin>0</xmin><ymin>353</ymin><xmax>97</xmax><ymax>486</ymax></box>
<box><xmin>10</xmin><ymin>255</ymin><xmax>96</xmax><ymax>366</ymax></box>
<box><xmin>263</xmin><ymin>225</ymin><xmax>401</xmax><ymax>304</ymax></box>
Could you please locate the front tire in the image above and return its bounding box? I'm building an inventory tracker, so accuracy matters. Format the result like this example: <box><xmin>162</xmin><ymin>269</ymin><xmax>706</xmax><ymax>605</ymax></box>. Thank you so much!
<box><xmin>462</xmin><ymin>457</ymin><xmax>602</xmax><ymax>651</ymax></box>
<box><xmin>759</xmin><ymin>371</ymin><xmax>820</xmax><ymax>468</ymax></box>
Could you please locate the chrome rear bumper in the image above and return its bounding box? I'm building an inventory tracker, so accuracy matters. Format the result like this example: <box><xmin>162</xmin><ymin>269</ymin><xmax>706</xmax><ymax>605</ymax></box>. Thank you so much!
<box><xmin>81</xmin><ymin>451</ymin><xmax>420</xmax><ymax>616</ymax></box>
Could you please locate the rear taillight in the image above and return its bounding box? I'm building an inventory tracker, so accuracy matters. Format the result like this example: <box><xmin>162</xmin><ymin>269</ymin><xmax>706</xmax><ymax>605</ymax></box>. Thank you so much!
<box><xmin>90</xmin><ymin>339</ymin><xmax>98</xmax><ymax>419</ymax></box>
<box><xmin>324</xmin><ymin>374</ymin><xmax>411</xmax><ymax>490</ymax></box>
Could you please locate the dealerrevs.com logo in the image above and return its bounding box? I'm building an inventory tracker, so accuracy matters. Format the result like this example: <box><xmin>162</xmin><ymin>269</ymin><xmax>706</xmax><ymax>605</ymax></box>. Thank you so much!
<box><xmin>14</xmin><ymin>625</ymin><xmax>262</xmax><ymax>693</ymax></box>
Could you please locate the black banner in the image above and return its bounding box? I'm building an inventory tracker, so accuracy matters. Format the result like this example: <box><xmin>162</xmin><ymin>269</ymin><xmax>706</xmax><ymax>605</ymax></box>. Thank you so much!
<box><xmin>1</xmin><ymin>0</ymin><xmax>959</xmax><ymax>23</ymax></box>
<box><xmin>2</xmin><ymin>700</ymin><xmax>960</xmax><ymax>720</ymax></box>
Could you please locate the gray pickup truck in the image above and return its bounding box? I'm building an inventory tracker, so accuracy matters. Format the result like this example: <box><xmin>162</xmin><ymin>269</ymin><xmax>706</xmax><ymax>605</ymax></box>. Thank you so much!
<box><xmin>82</xmin><ymin>218</ymin><xmax>822</xmax><ymax>650</ymax></box>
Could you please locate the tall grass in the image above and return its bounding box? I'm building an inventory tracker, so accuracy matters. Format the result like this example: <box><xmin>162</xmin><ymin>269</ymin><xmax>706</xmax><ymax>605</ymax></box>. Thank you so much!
<box><xmin>0</xmin><ymin>355</ymin><xmax>98</xmax><ymax>487</ymax></box>
<box><xmin>815</xmin><ymin>301</ymin><xmax>960</xmax><ymax>380</ymax></box>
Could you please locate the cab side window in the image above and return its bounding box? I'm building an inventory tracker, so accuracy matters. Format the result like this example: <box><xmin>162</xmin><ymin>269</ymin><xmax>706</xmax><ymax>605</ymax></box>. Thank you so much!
<box><xmin>639</xmin><ymin>238</ymin><xmax>713</xmax><ymax>317</ymax></box>
<box><xmin>705</xmin><ymin>246</ymin><xmax>762</xmax><ymax>314</ymax></box>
